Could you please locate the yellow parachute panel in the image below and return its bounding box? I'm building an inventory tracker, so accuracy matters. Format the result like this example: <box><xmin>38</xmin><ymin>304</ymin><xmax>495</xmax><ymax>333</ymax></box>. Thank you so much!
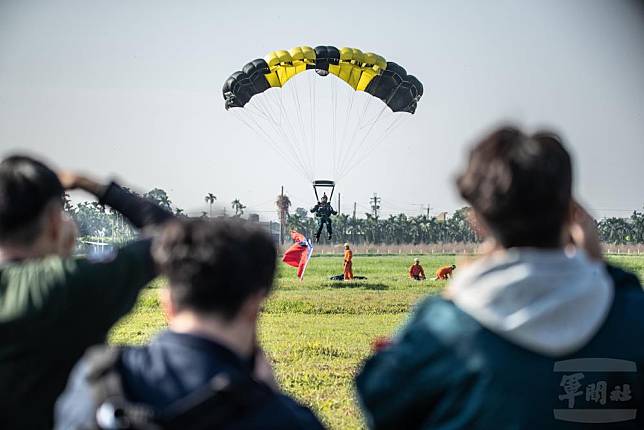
<box><xmin>336</xmin><ymin>47</ymin><xmax>365</xmax><ymax>89</ymax></box>
<box><xmin>356</xmin><ymin>52</ymin><xmax>387</xmax><ymax>91</ymax></box>
<box><xmin>265</xmin><ymin>50</ymin><xmax>297</xmax><ymax>86</ymax></box>
<box><xmin>289</xmin><ymin>46</ymin><xmax>316</xmax><ymax>74</ymax></box>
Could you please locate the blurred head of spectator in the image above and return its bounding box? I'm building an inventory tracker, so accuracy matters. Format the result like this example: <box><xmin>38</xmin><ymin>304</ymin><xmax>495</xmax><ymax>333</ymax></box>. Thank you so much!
<box><xmin>152</xmin><ymin>218</ymin><xmax>277</xmax><ymax>357</ymax></box>
<box><xmin>0</xmin><ymin>155</ymin><xmax>74</xmax><ymax>260</ymax></box>
<box><xmin>457</xmin><ymin>126</ymin><xmax>572</xmax><ymax>249</ymax></box>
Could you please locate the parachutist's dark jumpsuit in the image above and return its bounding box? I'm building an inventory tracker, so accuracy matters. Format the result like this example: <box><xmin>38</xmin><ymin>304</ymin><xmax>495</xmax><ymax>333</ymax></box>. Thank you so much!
<box><xmin>311</xmin><ymin>202</ymin><xmax>337</xmax><ymax>241</ymax></box>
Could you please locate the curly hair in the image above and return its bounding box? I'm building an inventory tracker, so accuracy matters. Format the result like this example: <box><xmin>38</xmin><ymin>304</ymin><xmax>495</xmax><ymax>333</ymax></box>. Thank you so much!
<box><xmin>152</xmin><ymin>218</ymin><xmax>277</xmax><ymax>319</ymax></box>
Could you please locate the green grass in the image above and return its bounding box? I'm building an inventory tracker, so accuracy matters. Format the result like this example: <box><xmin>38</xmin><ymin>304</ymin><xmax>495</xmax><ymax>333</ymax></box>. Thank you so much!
<box><xmin>110</xmin><ymin>254</ymin><xmax>644</xmax><ymax>430</ymax></box>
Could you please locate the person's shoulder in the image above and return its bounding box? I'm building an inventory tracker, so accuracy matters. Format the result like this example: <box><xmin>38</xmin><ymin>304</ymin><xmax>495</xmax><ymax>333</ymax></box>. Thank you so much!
<box><xmin>606</xmin><ymin>264</ymin><xmax>644</xmax><ymax>316</ymax></box>
<box><xmin>606</xmin><ymin>264</ymin><xmax>642</xmax><ymax>291</ymax></box>
<box><xmin>265</xmin><ymin>393</ymin><xmax>325</xmax><ymax>429</ymax></box>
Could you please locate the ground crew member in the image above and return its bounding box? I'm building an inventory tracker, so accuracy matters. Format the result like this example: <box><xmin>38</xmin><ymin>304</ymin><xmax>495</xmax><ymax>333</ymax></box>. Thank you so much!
<box><xmin>434</xmin><ymin>264</ymin><xmax>456</xmax><ymax>280</ymax></box>
<box><xmin>409</xmin><ymin>258</ymin><xmax>426</xmax><ymax>280</ymax></box>
<box><xmin>343</xmin><ymin>243</ymin><xmax>353</xmax><ymax>280</ymax></box>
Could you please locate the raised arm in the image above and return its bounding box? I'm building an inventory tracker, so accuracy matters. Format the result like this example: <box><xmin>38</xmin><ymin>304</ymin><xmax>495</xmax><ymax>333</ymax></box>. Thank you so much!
<box><xmin>59</xmin><ymin>172</ymin><xmax>173</xmax><ymax>229</ymax></box>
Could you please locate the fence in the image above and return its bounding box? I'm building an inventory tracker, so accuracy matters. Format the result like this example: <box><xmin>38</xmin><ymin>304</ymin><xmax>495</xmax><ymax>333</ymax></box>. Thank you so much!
<box><xmin>285</xmin><ymin>242</ymin><xmax>644</xmax><ymax>256</ymax></box>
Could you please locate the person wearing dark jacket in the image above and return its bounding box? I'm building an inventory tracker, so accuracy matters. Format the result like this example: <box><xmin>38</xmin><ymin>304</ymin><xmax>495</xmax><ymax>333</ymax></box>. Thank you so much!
<box><xmin>311</xmin><ymin>194</ymin><xmax>337</xmax><ymax>242</ymax></box>
<box><xmin>356</xmin><ymin>127</ymin><xmax>644</xmax><ymax>429</ymax></box>
<box><xmin>0</xmin><ymin>155</ymin><xmax>172</xmax><ymax>429</ymax></box>
<box><xmin>56</xmin><ymin>218</ymin><xmax>325</xmax><ymax>429</ymax></box>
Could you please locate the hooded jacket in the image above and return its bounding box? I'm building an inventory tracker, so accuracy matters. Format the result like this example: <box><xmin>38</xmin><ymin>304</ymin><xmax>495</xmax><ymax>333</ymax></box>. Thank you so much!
<box><xmin>356</xmin><ymin>250</ymin><xmax>644</xmax><ymax>430</ymax></box>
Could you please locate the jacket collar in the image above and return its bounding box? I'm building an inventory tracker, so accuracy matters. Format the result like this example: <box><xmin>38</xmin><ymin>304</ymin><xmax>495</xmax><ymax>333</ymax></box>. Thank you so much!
<box><xmin>448</xmin><ymin>248</ymin><xmax>614</xmax><ymax>357</ymax></box>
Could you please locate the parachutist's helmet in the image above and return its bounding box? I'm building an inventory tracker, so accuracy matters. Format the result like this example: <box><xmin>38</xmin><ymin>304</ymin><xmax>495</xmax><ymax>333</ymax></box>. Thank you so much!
<box><xmin>321</xmin><ymin>194</ymin><xmax>328</xmax><ymax>202</ymax></box>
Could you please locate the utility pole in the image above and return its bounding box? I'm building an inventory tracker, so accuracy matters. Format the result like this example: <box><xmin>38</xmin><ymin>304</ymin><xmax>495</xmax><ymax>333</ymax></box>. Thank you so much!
<box><xmin>352</xmin><ymin>202</ymin><xmax>357</xmax><ymax>243</ymax></box>
<box><xmin>425</xmin><ymin>203</ymin><xmax>432</xmax><ymax>218</ymax></box>
<box><xmin>337</xmin><ymin>193</ymin><xmax>341</xmax><ymax>214</ymax></box>
<box><xmin>279</xmin><ymin>186</ymin><xmax>284</xmax><ymax>245</ymax></box>
<box><xmin>370</xmin><ymin>193</ymin><xmax>381</xmax><ymax>218</ymax></box>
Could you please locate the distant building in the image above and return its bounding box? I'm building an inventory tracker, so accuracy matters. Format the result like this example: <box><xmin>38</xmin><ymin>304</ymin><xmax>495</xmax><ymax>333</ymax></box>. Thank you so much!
<box><xmin>436</xmin><ymin>211</ymin><xmax>449</xmax><ymax>223</ymax></box>
<box><xmin>260</xmin><ymin>220</ymin><xmax>281</xmax><ymax>243</ymax></box>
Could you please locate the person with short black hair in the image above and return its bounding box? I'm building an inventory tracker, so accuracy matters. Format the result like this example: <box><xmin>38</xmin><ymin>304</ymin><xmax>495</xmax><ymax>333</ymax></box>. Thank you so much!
<box><xmin>356</xmin><ymin>126</ymin><xmax>644</xmax><ymax>429</ymax></box>
<box><xmin>0</xmin><ymin>155</ymin><xmax>173</xmax><ymax>429</ymax></box>
<box><xmin>56</xmin><ymin>218</ymin><xmax>325</xmax><ymax>430</ymax></box>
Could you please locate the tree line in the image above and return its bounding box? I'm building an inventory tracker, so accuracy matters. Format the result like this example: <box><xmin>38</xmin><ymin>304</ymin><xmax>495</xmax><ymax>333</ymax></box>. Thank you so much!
<box><xmin>63</xmin><ymin>187</ymin><xmax>644</xmax><ymax>245</ymax></box>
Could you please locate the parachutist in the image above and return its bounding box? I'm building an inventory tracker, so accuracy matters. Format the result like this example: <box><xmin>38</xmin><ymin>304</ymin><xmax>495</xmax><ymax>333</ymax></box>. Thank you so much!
<box><xmin>310</xmin><ymin>193</ymin><xmax>337</xmax><ymax>242</ymax></box>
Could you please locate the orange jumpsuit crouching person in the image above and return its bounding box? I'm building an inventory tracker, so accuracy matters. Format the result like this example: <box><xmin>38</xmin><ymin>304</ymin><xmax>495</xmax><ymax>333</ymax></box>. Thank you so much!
<box><xmin>343</xmin><ymin>243</ymin><xmax>353</xmax><ymax>280</ymax></box>
<box><xmin>434</xmin><ymin>264</ymin><xmax>456</xmax><ymax>280</ymax></box>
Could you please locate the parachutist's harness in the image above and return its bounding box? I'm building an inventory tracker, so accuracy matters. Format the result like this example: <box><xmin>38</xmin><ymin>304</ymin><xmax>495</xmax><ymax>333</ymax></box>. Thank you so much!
<box><xmin>311</xmin><ymin>202</ymin><xmax>337</xmax><ymax>241</ymax></box>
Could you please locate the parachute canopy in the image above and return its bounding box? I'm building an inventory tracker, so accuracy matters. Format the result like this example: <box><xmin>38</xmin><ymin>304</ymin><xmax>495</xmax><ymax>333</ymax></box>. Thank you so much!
<box><xmin>223</xmin><ymin>45</ymin><xmax>423</xmax><ymax>114</ymax></box>
<box><xmin>223</xmin><ymin>45</ymin><xmax>424</xmax><ymax>180</ymax></box>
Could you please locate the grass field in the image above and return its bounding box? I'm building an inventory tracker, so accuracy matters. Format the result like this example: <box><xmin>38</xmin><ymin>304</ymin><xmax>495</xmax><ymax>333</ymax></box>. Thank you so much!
<box><xmin>110</xmin><ymin>254</ymin><xmax>644</xmax><ymax>430</ymax></box>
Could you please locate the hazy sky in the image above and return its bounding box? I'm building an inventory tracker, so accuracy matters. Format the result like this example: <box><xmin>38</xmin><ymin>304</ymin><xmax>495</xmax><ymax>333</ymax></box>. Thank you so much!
<box><xmin>1</xmin><ymin>0</ymin><xmax>643</xmax><ymax>220</ymax></box>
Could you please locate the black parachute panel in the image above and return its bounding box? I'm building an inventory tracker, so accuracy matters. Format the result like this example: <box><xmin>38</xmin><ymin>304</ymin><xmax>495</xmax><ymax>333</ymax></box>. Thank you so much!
<box><xmin>242</xmin><ymin>59</ymin><xmax>271</xmax><ymax>94</ymax></box>
<box><xmin>365</xmin><ymin>62</ymin><xmax>424</xmax><ymax>113</ymax></box>
<box><xmin>223</xmin><ymin>59</ymin><xmax>271</xmax><ymax>110</ymax></box>
<box><xmin>314</xmin><ymin>46</ymin><xmax>340</xmax><ymax>75</ymax></box>
<box><xmin>364</xmin><ymin>62</ymin><xmax>405</xmax><ymax>108</ymax></box>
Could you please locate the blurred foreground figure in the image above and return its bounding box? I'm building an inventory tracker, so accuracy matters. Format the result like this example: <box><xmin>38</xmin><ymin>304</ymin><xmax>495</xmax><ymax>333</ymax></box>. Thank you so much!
<box><xmin>356</xmin><ymin>127</ymin><xmax>644</xmax><ymax>429</ymax></box>
<box><xmin>0</xmin><ymin>155</ymin><xmax>172</xmax><ymax>429</ymax></box>
<box><xmin>408</xmin><ymin>258</ymin><xmax>426</xmax><ymax>280</ymax></box>
<box><xmin>56</xmin><ymin>218</ymin><xmax>325</xmax><ymax>429</ymax></box>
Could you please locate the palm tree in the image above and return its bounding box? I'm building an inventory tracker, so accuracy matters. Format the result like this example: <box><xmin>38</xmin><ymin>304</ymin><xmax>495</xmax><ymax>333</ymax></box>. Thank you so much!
<box><xmin>276</xmin><ymin>194</ymin><xmax>292</xmax><ymax>244</ymax></box>
<box><xmin>204</xmin><ymin>193</ymin><xmax>217</xmax><ymax>217</ymax></box>
<box><xmin>231</xmin><ymin>199</ymin><xmax>246</xmax><ymax>217</ymax></box>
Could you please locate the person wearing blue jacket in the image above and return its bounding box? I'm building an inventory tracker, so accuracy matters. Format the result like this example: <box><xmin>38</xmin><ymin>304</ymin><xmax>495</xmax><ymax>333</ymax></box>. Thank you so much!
<box><xmin>356</xmin><ymin>127</ymin><xmax>644</xmax><ymax>429</ymax></box>
<box><xmin>56</xmin><ymin>218</ymin><xmax>325</xmax><ymax>430</ymax></box>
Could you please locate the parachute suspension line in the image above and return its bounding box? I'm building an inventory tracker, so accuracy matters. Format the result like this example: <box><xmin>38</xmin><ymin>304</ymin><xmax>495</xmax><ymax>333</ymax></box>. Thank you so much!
<box><xmin>336</xmin><ymin>73</ymin><xmax>389</xmax><ymax>177</ymax></box>
<box><xmin>242</xmin><ymin>105</ymin><xmax>308</xmax><ymax>177</ymax></box>
<box><xmin>331</xmin><ymin>76</ymin><xmax>338</xmax><ymax>178</ymax></box>
<box><xmin>231</xmin><ymin>109</ymin><xmax>311</xmax><ymax>180</ymax></box>
<box><xmin>341</xmin><ymin>104</ymin><xmax>390</xmax><ymax>171</ymax></box>
<box><xmin>337</xmin><ymin>114</ymin><xmax>408</xmax><ymax>181</ymax></box>
<box><xmin>249</xmin><ymin>95</ymin><xmax>312</xmax><ymax>180</ymax></box>
<box><xmin>276</xmin><ymin>86</ymin><xmax>315</xmax><ymax>178</ymax></box>
<box><xmin>270</xmin><ymin>89</ymin><xmax>314</xmax><ymax>179</ymax></box>
<box><xmin>310</xmin><ymin>71</ymin><xmax>317</xmax><ymax>179</ymax></box>
<box><xmin>335</xmin><ymin>82</ymin><xmax>356</xmax><ymax>177</ymax></box>
<box><xmin>290</xmin><ymin>76</ymin><xmax>312</xmax><ymax>176</ymax></box>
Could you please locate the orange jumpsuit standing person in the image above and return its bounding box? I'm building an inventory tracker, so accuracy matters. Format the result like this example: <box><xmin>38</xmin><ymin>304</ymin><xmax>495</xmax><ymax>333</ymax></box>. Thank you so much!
<box><xmin>343</xmin><ymin>243</ymin><xmax>354</xmax><ymax>280</ymax></box>
<box><xmin>434</xmin><ymin>264</ymin><xmax>456</xmax><ymax>280</ymax></box>
<box><xmin>409</xmin><ymin>258</ymin><xmax>426</xmax><ymax>280</ymax></box>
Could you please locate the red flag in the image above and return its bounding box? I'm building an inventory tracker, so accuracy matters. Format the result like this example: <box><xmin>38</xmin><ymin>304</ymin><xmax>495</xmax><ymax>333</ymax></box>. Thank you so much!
<box><xmin>282</xmin><ymin>231</ymin><xmax>313</xmax><ymax>280</ymax></box>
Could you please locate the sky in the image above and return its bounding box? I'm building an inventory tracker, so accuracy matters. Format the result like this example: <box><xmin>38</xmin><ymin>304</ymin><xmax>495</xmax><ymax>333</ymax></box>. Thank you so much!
<box><xmin>1</xmin><ymin>0</ymin><xmax>643</xmax><ymax>221</ymax></box>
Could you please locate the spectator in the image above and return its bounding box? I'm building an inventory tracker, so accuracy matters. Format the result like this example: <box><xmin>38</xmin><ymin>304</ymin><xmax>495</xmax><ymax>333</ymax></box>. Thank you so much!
<box><xmin>56</xmin><ymin>218</ymin><xmax>325</xmax><ymax>429</ymax></box>
<box><xmin>0</xmin><ymin>155</ymin><xmax>172</xmax><ymax>429</ymax></box>
<box><xmin>355</xmin><ymin>127</ymin><xmax>644</xmax><ymax>429</ymax></box>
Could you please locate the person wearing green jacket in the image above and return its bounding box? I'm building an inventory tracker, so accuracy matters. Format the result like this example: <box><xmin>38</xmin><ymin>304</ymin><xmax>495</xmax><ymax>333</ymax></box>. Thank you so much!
<box><xmin>0</xmin><ymin>155</ymin><xmax>173</xmax><ymax>429</ymax></box>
